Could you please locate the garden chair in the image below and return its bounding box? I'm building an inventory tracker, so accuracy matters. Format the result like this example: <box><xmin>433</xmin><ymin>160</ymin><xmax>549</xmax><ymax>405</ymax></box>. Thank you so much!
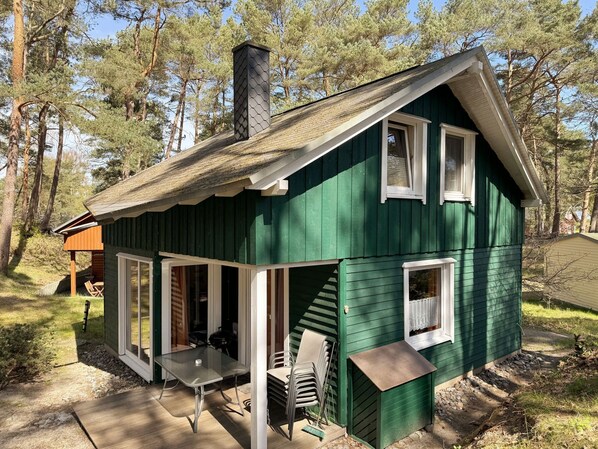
<box><xmin>267</xmin><ymin>329</ymin><xmax>334</xmax><ymax>440</ymax></box>
<box><xmin>85</xmin><ymin>281</ymin><xmax>103</xmax><ymax>297</ymax></box>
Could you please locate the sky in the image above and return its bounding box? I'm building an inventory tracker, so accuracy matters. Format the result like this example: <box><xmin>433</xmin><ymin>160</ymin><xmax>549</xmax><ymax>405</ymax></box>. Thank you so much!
<box><xmin>88</xmin><ymin>0</ymin><xmax>597</xmax><ymax>39</ymax></box>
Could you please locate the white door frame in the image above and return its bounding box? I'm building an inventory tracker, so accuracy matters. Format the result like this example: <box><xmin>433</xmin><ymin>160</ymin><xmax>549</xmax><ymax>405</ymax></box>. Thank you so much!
<box><xmin>160</xmin><ymin>258</ymin><xmax>221</xmax><ymax>356</ymax></box>
<box><xmin>117</xmin><ymin>253</ymin><xmax>154</xmax><ymax>382</ymax></box>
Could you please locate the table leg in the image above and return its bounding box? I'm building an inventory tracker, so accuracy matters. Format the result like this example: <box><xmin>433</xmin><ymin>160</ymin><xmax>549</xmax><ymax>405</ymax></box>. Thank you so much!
<box><xmin>158</xmin><ymin>372</ymin><xmax>179</xmax><ymax>400</ymax></box>
<box><xmin>219</xmin><ymin>375</ymin><xmax>244</xmax><ymax>416</ymax></box>
<box><xmin>193</xmin><ymin>385</ymin><xmax>205</xmax><ymax>433</ymax></box>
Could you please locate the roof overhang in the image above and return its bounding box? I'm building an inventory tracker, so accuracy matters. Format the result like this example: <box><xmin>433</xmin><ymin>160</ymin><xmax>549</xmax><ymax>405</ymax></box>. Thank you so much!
<box><xmin>53</xmin><ymin>211</ymin><xmax>96</xmax><ymax>234</ymax></box>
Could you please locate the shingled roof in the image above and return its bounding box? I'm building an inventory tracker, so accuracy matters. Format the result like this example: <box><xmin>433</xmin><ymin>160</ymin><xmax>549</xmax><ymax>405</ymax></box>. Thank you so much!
<box><xmin>85</xmin><ymin>47</ymin><xmax>548</xmax><ymax>222</ymax></box>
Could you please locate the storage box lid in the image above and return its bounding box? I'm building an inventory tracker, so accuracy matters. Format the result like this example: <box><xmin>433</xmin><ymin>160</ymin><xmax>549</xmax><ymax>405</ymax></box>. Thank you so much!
<box><xmin>349</xmin><ymin>341</ymin><xmax>437</xmax><ymax>391</ymax></box>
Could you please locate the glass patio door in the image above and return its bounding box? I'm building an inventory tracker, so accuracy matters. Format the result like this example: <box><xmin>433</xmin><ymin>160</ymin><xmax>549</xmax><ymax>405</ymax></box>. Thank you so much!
<box><xmin>119</xmin><ymin>256</ymin><xmax>153</xmax><ymax>381</ymax></box>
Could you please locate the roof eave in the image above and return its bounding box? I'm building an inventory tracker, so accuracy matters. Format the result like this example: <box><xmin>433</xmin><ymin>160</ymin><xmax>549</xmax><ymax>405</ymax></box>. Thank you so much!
<box><xmin>87</xmin><ymin>178</ymin><xmax>251</xmax><ymax>223</ymax></box>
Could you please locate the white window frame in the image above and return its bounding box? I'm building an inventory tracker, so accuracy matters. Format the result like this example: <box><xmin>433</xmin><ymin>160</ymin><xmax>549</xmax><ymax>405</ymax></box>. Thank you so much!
<box><xmin>403</xmin><ymin>258</ymin><xmax>455</xmax><ymax>351</ymax></box>
<box><xmin>381</xmin><ymin>112</ymin><xmax>430</xmax><ymax>204</ymax></box>
<box><xmin>440</xmin><ymin>123</ymin><xmax>477</xmax><ymax>205</ymax></box>
<box><xmin>117</xmin><ymin>253</ymin><xmax>153</xmax><ymax>382</ymax></box>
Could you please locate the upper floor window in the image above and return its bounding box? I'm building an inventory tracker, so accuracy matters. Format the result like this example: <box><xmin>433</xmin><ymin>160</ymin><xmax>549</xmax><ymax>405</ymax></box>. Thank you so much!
<box><xmin>440</xmin><ymin>124</ymin><xmax>477</xmax><ymax>205</ymax></box>
<box><xmin>381</xmin><ymin>112</ymin><xmax>430</xmax><ymax>204</ymax></box>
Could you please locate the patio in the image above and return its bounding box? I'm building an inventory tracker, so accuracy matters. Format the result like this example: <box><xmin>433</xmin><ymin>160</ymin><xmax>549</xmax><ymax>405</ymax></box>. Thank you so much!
<box><xmin>74</xmin><ymin>378</ymin><xmax>345</xmax><ymax>449</ymax></box>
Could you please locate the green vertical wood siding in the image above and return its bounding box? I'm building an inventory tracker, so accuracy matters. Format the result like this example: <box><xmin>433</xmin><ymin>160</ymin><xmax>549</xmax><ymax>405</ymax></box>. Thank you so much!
<box><xmin>255</xmin><ymin>84</ymin><xmax>524</xmax><ymax>265</ymax></box>
<box><xmin>343</xmin><ymin>245</ymin><xmax>522</xmax><ymax>385</ymax></box>
<box><xmin>103</xmin><ymin>192</ymin><xmax>257</xmax><ymax>264</ymax></box>
<box><xmin>103</xmin><ymin>245</ymin><xmax>119</xmax><ymax>352</ymax></box>
<box><xmin>289</xmin><ymin>264</ymin><xmax>339</xmax><ymax>423</ymax></box>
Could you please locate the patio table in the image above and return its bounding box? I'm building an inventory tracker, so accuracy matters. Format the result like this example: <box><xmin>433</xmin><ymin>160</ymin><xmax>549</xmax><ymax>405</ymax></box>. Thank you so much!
<box><xmin>155</xmin><ymin>346</ymin><xmax>249</xmax><ymax>432</ymax></box>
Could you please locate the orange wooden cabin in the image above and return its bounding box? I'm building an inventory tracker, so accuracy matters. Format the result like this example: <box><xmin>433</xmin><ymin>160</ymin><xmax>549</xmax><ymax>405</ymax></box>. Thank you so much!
<box><xmin>53</xmin><ymin>211</ymin><xmax>104</xmax><ymax>296</ymax></box>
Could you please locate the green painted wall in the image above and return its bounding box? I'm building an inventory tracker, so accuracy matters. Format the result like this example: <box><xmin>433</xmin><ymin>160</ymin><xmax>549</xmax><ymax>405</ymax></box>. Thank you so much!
<box><xmin>344</xmin><ymin>245</ymin><xmax>522</xmax><ymax>385</ymax></box>
<box><xmin>378</xmin><ymin>374</ymin><xmax>434</xmax><ymax>448</ymax></box>
<box><xmin>103</xmin><ymin>245</ymin><xmax>120</xmax><ymax>352</ymax></box>
<box><xmin>350</xmin><ymin>365</ymin><xmax>434</xmax><ymax>449</ymax></box>
<box><xmin>255</xmin><ymin>84</ymin><xmax>524</xmax><ymax>265</ymax></box>
<box><xmin>288</xmin><ymin>264</ymin><xmax>339</xmax><ymax>423</ymax></box>
<box><xmin>103</xmin><ymin>192</ymin><xmax>257</xmax><ymax>264</ymax></box>
<box><xmin>350</xmin><ymin>364</ymin><xmax>379</xmax><ymax>447</ymax></box>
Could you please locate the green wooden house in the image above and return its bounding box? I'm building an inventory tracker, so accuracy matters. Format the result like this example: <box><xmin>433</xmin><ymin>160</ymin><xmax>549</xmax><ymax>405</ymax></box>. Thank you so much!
<box><xmin>85</xmin><ymin>42</ymin><xmax>547</xmax><ymax>449</ymax></box>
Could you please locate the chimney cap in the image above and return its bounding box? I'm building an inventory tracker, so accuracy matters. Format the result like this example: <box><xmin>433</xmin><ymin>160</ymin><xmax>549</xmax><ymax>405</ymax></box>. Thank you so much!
<box><xmin>232</xmin><ymin>40</ymin><xmax>272</xmax><ymax>54</ymax></box>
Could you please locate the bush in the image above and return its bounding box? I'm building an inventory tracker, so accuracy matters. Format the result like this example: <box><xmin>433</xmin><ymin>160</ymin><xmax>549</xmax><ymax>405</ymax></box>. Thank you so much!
<box><xmin>0</xmin><ymin>323</ymin><xmax>55</xmax><ymax>389</ymax></box>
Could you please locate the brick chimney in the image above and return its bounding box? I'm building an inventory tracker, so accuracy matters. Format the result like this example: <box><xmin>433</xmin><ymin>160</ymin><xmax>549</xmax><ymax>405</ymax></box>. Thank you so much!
<box><xmin>232</xmin><ymin>41</ymin><xmax>271</xmax><ymax>141</ymax></box>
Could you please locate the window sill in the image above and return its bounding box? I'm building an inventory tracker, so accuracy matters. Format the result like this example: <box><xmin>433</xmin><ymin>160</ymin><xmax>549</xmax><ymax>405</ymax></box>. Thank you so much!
<box><xmin>443</xmin><ymin>193</ymin><xmax>472</xmax><ymax>203</ymax></box>
<box><xmin>406</xmin><ymin>333</ymin><xmax>452</xmax><ymax>351</ymax></box>
<box><xmin>386</xmin><ymin>191</ymin><xmax>425</xmax><ymax>202</ymax></box>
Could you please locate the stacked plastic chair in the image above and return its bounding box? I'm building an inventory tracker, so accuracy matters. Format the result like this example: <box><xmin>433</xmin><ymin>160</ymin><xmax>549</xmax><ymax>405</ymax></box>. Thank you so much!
<box><xmin>267</xmin><ymin>329</ymin><xmax>333</xmax><ymax>440</ymax></box>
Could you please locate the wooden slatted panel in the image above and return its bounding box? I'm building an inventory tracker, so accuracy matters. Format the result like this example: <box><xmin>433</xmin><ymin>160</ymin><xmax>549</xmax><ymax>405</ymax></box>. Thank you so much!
<box><xmin>351</xmin><ymin>366</ymin><xmax>378</xmax><ymax>448</ymax></box>
<box><xmin>344</xmin><ymin>245</ymin><xmax>521</xmax><ymax>385</ymax></box>
<box><xmin>64</xmin><ymin>225</ymin><xmax>103</xmax><ymax>251</ymax></box>
<box><xmin>545</xmin><ymin>236</ymin><xmax>598</xmax><ymax>311</ymax></box>
<box><xmin>74</xmin><ymin>384</ymin><xmax>345</xmax><ymax>449</ymax></box>
<box><xmin>103</xmin><ymin>246</ymin><xmax>119</xmax><ymax>352</ymax></box>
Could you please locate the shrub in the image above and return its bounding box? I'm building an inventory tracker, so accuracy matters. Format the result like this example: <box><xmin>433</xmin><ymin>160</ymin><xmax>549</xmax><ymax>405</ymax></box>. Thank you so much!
<box><xmin>0</xmin><ymin>323</ymin><xmax>54</xmax><ymax>389</ymax></box>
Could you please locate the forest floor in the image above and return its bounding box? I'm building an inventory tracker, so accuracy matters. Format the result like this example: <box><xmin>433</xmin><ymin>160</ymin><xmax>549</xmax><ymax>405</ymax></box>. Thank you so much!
<box><xmin>0</xmin><ymin>239</ymin><xmax>596</xmax><ymax>448</ymax></box>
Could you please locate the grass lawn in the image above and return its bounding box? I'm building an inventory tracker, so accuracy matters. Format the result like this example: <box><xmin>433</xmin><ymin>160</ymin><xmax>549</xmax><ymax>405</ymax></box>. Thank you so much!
<box><xmin>523</xmin><ymin>298</ymin><xmax>598</xmax><ymax>346</ymax></box>
<box><xmin>516</xmin><ymin>299</ymin><xmax>598</xmax><ymax>449</ymax></box>
<box><xmin>0</xmin><ymin>233</ymin><xmax>102</xmax><ymax>366</ymax></box>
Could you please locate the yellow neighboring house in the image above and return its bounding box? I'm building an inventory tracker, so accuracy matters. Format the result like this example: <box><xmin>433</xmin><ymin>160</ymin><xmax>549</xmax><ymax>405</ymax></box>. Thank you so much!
<box><xmin>545</xmin><ymin>233</ymin><xmax>598</xmax><ymax>311</ymax></box>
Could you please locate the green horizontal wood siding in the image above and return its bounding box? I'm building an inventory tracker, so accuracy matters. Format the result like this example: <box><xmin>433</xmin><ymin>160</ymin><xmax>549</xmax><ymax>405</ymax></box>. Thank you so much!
<box><xmin>289</xmin><ymin>264</ymin><xmax>339</xmax><ymax>423</ymax></box>
<box><xmin>255</xmin><ymin>84</ymin><xmax>524</xmax><ymax>264</ymax></box>
<box><xmin>351</xmin><ymin>364</ymin><xmax>379</xmax><ymax>448</ymax></box>
<box><xmin>350</xmin><ymin>364</ymin><xmax>435</xmax><ymax>449</ymax></box>
<box><xmin>344</xmin><ymin>245</ymin><xmax>522</xmax><ymax>385</ymax></box>
<box><xmin>103</xmin><ymin>192</ymin><xmax>257</xmax><ymax>264</ymax></box>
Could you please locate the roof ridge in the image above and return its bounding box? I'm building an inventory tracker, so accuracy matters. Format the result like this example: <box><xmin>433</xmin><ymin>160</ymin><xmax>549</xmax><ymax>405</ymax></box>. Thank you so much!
<box><xmin>272</xmin><ymin>49</ymin><xmax>479</xmax><ymax>119</ymax></box>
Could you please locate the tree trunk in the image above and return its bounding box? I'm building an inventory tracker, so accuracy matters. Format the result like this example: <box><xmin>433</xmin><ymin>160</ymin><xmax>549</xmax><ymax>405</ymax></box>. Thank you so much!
<box><xmin>591</xmin><ymin>193</ymin><xmax>598</xmax><ymax>232</ymax></box>
<box><xmin>40</xmin><ymin>114</ymin><xmax>64</xmax><ymax>232</ymax></box>
<box><xmin>0</xmin><ymin>0</ymin><xmax>25</xmax><ymax>273</ymax></box>
<box><xmin>176</xmin><ymin>88</ymin><xmax>186</xmax><ymax>153</ymax></box>
<box><xmin>551</xmin><ymin>85</ymin><xmax>562</xmax><ymax>237</ymax></box>
<box><xmin>24</xmin><ymin>103</ymin><xmax>49</xmax><ymax>233</ymax></box>
<box><xmin>20</xmin><ymin>106</ymin><xmax>31</xmax><ymax>221</ymax></box>
<box><xmin>580</xmin><ymin>138</ymin><xmax>597</xmax><ymax>232</ymax></box>
<box><xmin>164</xmin><ymin>77</ymin><xmax>187</xmax><ymax>159</ymax></box>
<box><xmin>193</xmin><ymin>81</ymin><xmax>202</xmax><ymax>144</ymax></box>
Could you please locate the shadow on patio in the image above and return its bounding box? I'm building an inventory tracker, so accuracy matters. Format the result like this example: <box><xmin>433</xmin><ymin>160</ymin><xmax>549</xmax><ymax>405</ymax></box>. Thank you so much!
<box><xmin>74</xmin><ymin>378</ymin><xmax>344</xmax><ymax>449</ymax></box>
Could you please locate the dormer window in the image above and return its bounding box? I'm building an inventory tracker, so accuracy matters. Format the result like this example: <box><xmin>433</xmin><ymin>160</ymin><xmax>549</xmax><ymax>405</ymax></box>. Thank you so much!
<box><xmin>381</xmin><ymin>112</ymin><xmax>429</xmax><ymax>203</ymax></box>
<box><xmin>440</xmin><ymin>124</ymin><xmax>477</xmax><ymax>205</ymax></box>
